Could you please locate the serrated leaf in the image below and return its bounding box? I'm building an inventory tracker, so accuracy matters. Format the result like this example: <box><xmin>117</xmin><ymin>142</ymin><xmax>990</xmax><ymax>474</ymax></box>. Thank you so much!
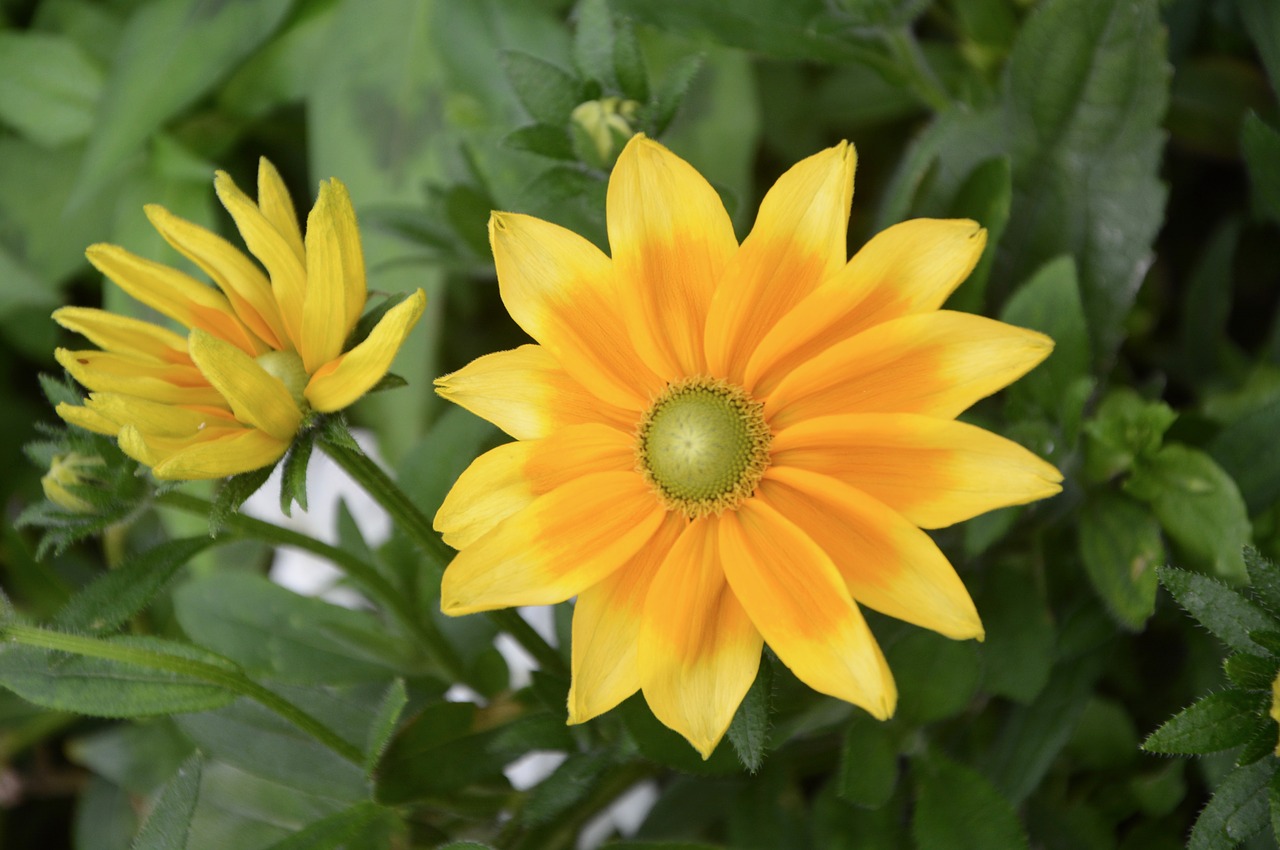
<box><xmin>837</xmin><ymin>715</ymin><xmax>898</xmax><ymax>808</ymax></box>
<box><xmin>1189</xmin><ymin>760</ymin><xmax>1274</xmax><ymax>850</ymax></box>
<box><xmin>54</xmin><ymin>536</ymin><xmax>217</xmax><ymax>634</ymax></box>
<box><xmin>1143</xmin><ymin>691</ymin><xmax>1265</xmax><ymax>754</ymax></box>
<box><xmin>1127</xmin><ymin>446</ymin><xmax>1251</xmax><ymax>581</ymax></box>
<box><xmin>913</xmin><ymin>753</ymin><xmax>1029</xmax><ymax>850</ymax></box>
<box><xmin>280</xmin><ymin>429</ymin><xmax>314</xmax><ymax>516</ymax></box>
<box><xmin>649</xmin><ymin>53</ymin><xmax>703</xmax><ymax>135</ymax></box>
<box><xmin>1225</xmin><ymin>654</ymin><xmax>1279</xmax><ymax>691</ymax></box>
<box><xmin>1246</xmin><ymin>548</ymin><xmax>1280</xmax><ymax>616</ymax></box>
<box><xmin>614</xmin><ymin>17</ymin><xmax>650</xmax><ymax>102</ymax></box>
<box><xmin>132</xmin><ymin>753</ymin><xmax>203</xmax><ymax>850</ymax></box>
<box><xmin>72</xmin><ymin>0</ymin><xmax>293</xmax><ymax>206</ymax></box>
<box><xmin>364</xmin><ymin>679</ymin><xmax>407</xmax><ymax>778</ymax></box>
<box><xmin>502</xmin><ymin>50</ymin><xmax>582</xmax><ymax>126</ymax></box>
<box><xmin>1077</xmin><ymin>493</ymin><xmax>1162</xmax><ymax>630</ymax></box>
<box><xmin>1236</xmin><ymin>717</ymin><xmax>1278</xmax><ymax>767</ymax></box>
<box><xmin>727</xmin><ymin>654</ymin><xmax>772</xmax><ymax>773</ymax></box>
<box><xmin>210</xmin><ymin>464</ymin><xmax>275</xmax><ymax>535</ymax></box>
<box><xmin>1158</xmin><ymin>567</ymin><xmax>1277</xmax><ymax>655</ymax></box>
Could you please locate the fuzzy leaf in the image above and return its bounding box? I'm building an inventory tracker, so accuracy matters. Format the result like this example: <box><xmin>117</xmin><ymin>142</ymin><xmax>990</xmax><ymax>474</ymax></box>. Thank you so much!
<box><xmin>363</xmin><ymin>679</ymin><xmax>407</xmax><ymax>778</ymax></box>
<box><xmin>1189</xmin><ymin>760</ymin><xmax>1274</xmax><ymax>850</ymax></box>
<box><xmin>1158</xmin><ymin>567</ymin><xmax>1277</xmax><ymax>655</ymax></box>
<box><xmin>727</xmin><ymin>654</ymin><xmax>773</xmax><ymax>773</ymax></box>
<box><xmin>502</xmin><ymin>50</ymin><xmax>582</xmax><ymax>126</ymax></box>
<box><xmin>1143</xmin><ymin>691</ymin><xmax>1265</xmax><ymax>754</ymax></box>
<box><xmin>132</xmin><ymin>753</ymin><xmax>203</xmax><ymax>850</ymax></box>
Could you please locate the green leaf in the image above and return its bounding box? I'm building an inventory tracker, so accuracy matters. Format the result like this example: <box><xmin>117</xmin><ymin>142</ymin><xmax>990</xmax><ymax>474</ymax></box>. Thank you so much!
<box><xmin>727</xmin><ymin>655</ymin><xmax>772</xmax><ymax>773</ymax></box>
<box><xmin>280</xmin><ymin>429</ymin><xmax>315</xmax><ymax>516</ymax></box>
<box><xmin>1127</xmin><ymin>446</ymin><xmax>1251</xmax><ymax>581</ymax></box>
<box><xmin>1236</xmin><ymin>716</ymin><xmax>1278</xmax><ymax>767</ymax></box>
<box><xmin>1000</xmin><ymin>0</ymin><xmax>1168</xmax><ymax>364</ymax></box>
<box><xmin>888</xmin><ymin>630</ymin><xmax>980</xmax><ymax>723</ymax></box>
<box><xmin>375</xmin><ymin>702</ymin><xmax>573</xmax><ymax>803</ymax></box>
<box><xmin>55</xmin><ymin>537</ymin><xmax>217</xmax><ymax>634</ymax></box>
<box><xmin>0</xmin><ymin>32</ymin><xmax>103</xmax><ymax>147</ymax></box>
<box><xmin>172</xmin><ymin>573</ymin><xmax>415</xmax><ymax>685</ymax></box>
<box><xmin>999</xmin><ymin>255</ymin><xmax>1091</xmax><ymax>418</ymax></box>
<box><xmin>132</xmin><ymin>753</ymin><xmax>203</xmax><ymax>850</ymax></box>
<box><xmin>1208</xmin><ymin>398</ymin><xmax>1280</xmax><ymax>516</ymax></box>
<box><xmin>73</xmin><ymin>0</ymin><xmax>293</xmax><ymax>205</ymax></box>
<box><xmin>0</xmin><ymin>641</ymin><xmax>235</xmax><ymax>718</ymax></box>
<box><xmin>176</xmin><ymin>699</ymin><xmax>368</xmax><ymax>802</ymax></box>
<box><xmin>68</xmin><ymin>721</ymin><xmax>194</xmax><ymax>796</ymax></box>
<box><xmin>1143</xmin><ymin>691</ymin><xmax>1266</xmax><ymax>755</ymax></box>
<box><xmin>944</xmin><ymin>156</ymin><xmax>1013</xmax><ymax>314</ymax></box>
<box><xmin>614</xmin><ymin>17</ymin><xmax>650</xmax><ymax>103</ymax></box>
<box><xmin>913</xmin><ymin>753</ymin><xmax>1029</xmax><ymax>850</ymax></box>
<box><xmin>521</xmin><ymin>751</ymin><xmax>613</xmax><ymax>825</ymax></box>
<box><xmin>259</xmin><ymin>802</ymin><xmax>401</xmax><ymax>850</ymax></box>
<box><xmin>837</xmin><ymin>715</ymin><xmax>898</xmax><ymax>808</ymax></box>
<box><xmin>648</xmin><ymin>53</ymin><xmax>704</xmax><ymax>136</ymax></box>
<box><xmin>210</xmin><ymin>465</ymin><xmax>275</xmax><ymax>535</ymax></box>
<box><xmin>1082</xmin><ymin>388</ymin><xmax>1176</xmax><ymax>483</ymax></box>
<box><xmin>1189</xmin><ymin>760</ymin><xmax>1274</xmax><ymax>850</ymax></box>
<box><xmin>503</xmin><ymin>124</ymin><xmax>576</xmax><ymax>160</ymax></box>
<box><xmin>573</xmin><ymin>0</ymin><xmax>615</xmax><ymax>86</ymax></box>
<box><xmin>363</xmin><ymin>679</ymin><xmax>407</xmax><ymax>778</ymax></box>
<box><xmin>618</xmin><ymin>692</ymin><xmax>741</xmax><ymax>775</ymax></box>
<box><xmin>502</xmin><ymin>50</ymin><xmax>582</xmax><ymax>126</ymax></box>
<box><xmin>1077</xmin><ymin>493</ymin><xmax>1162</xmax><ymax>630</ymax></box>
<box><xmin>976</xmin><ymin>556</ymin><xmax>1054</xmax><ymax>703</ymax></box>
<box><xmin>1246</xmin><ymin>548</ymin><xmax>1280</xmax><ymax>616</ymax></box>
<box><xmin>1225</xmin><ymin>653</ymin><xmax>1278</xmax><ymax>692</ymax></box>
<box><xmin>1157</xmin><ymin>567</ymin><xmax>1277</xmax><ymax>655</ymax></box>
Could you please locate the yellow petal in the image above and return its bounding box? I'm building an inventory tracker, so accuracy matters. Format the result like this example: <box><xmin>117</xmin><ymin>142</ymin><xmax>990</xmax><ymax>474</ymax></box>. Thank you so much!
<box><xmin>188</xmin><ymin>330</ymin><xmax>302</xmax><ymax>442</ymax></box>
<box><xmin>85</xmin><ymin>245</ymin><xmax>264</xmax><ymax>356</ymax></box>
<box><xmin>85</xmin><ymin>394</ymin><xmax>238</xmax><ymax>438</ymax></box>
<box><xmin>256</xmin><ymin>158</ymin><xmax>305</xmax><ymax>264</ymax></box>
<box><xmin>638</xmin><ymin>517</ymin><xmax>763</xmax><ymax>759</ymax></box>
<box><xmin>440</xmin><ymin>471</ymin><xmax>665</xmax><ymax>615</ymax></box>
<box><xmin>771</xmin><ymin>413</ymin><xmax>1062</xmax><ymax>529</ymax></box>
<box><xmin>490</xmin><ymin>212</ymin><xmax>662</xmax><ymax>410</ymax></box>
<box><xmin>304</xmin><ymin>289</ymin><xmax>426</xmax><ymax>413</ymax></box>
<box><xmin>56</xmin><ymin>402</ymin><xmax>120</xmax><ymax>435</ymax></box>
<box><xmin>705</xmin><ymin>142</ymin><xmax>856</xmax><ymax>383</ymax></box>
<box><xmin>434</xmin><ymin>344</ymin><xmax>636</xmax><ymax>440</ymax></box>
<box><xmin>300</xmin><ymin>181</ymin><xmax>348</xmax><ymax>373</ymax></box>
<box><xmin>117</xmin><ymin>422</ymin><xmax>248</xmax><ymax>472</ymax></box>
<box><xmin>746</xmin><ymin>219</ymin><xmax>987</xmax><ymax>395</ymax></box>
<box><xmin>322</xmin><ymin>177</ymin><xmax>366</xmax><ymax>334</ymax></box>
<box><xmin>53</xmin><ymin>307</ymin><xmax>189</xmax><ymax>364</ymax></box>
<box><xmin>215</xmin><ymin>170</ymin><xmax>308</xmax><ymax>350</ymax></box>
<box><xmin>718</xmin><ymin>498</ymin><xmax>896</xmax><ymax>719</ymax></box>
<box><xmin>764</xmin><ymin>311</ymin><xmax>1054</xmax><ymax>430</ymax></box>
<box><xmin>607</xmin><ymin>135</ymin><xmax>737</xmax><ymax>376</ymax></box>
<box><xmin>569</xmin><ymin>513</ymin><xmax>685</xmax><ymax>725</ymax></box>
<box><xmin>434</xmin><ymin>422</ymin><xmax>635</xmax><ymax>549</ymax></box>
<box><xmin>56</xmin><ymin>348</ymin><xmax>227</xmax><ymax>407</ymax></box>
<box><xmin>137</xmin><ymin>426</ymin><xmax>288</xmax><ymax>480</ymax></box>
<box><xmin>760</xmin><ymin>467</ymin><xmax>984</xmax><ymax>641</ymax></box>
<box><xmin>144</xmin><ymin>204</ymin><xmax>287</xmax><ymax>350</ymax></box>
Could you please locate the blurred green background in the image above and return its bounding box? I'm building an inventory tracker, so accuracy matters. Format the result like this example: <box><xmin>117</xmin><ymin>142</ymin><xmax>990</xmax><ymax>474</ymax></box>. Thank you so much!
<box><xmin>2</xmin><ymin>0</ymin><xmax>1280</xmax><ymax>848</ymax></box>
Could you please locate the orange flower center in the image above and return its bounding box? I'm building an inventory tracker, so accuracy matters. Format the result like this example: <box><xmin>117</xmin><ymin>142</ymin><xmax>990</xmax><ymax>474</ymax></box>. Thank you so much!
<box><xmin>635</xmin><ymin>377</ymin><xmax>772</xmax><ymax>519</ymax></box>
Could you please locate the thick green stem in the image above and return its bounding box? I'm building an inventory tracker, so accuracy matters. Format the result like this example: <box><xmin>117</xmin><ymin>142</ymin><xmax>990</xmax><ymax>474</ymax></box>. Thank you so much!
<box><xmin>156</xmin><ymin>490</ymin><xmax>471</xmax><ymax>687</ymax></box>
<box><xmin>318</xmin><ymin>436</ymin><xmax>569</xmax><ymax>679</ymax></box>
<box><xmin>4</xmin><ymin>623</ymin><xmax>363</xmax><ymax>764</ymax></box>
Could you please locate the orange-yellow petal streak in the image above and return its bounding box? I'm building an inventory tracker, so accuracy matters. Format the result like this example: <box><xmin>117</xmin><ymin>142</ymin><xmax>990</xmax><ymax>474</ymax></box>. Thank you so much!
<box><xmin>765</xmin><ymin>311</ymin><xmax>1053</xmax><ymax>429</ymax></box>
<box><xmin>770</xmin><ymin>413</ymin><xmax>1062</xmax><ymax>529</ymax></box>
<box><xmin>607</xmin><ymin>135</ymin><xmax>737</xmax><ymax>377</ymax></box>
<box><xmin>638</xmin><ymin>517</ymin><xmax>763</xmax><ymax>758</ymax></box>
<box><xmin>300</xmin><ymin>182</ymin><xmax>348</xmax><ymax>373</ymax></box>
<box><xmin>441</xmin><ymin>471</ymin><xmax>665</xmax><ymax>615</ymax></box>
<box><xmin>719</xmin><ymin>499</ymin><xmax>896</xmax><ymax>719</ymax></box>
<box><xmin>760</xmin><ymin>467</ymin><xmax>984</xmax><ymax>641</ymax></box>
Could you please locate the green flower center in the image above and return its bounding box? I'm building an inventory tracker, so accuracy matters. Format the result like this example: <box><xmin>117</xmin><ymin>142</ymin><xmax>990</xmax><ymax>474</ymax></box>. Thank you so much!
<box><xmin>636</xmin><ymin>377</ymin><xmax>772</xmax><ymax>519</ymax></box>
<box><xmin>255</xmin><ymin>350</ymin><xmax>310</xmax><ymax>411</ymax></box>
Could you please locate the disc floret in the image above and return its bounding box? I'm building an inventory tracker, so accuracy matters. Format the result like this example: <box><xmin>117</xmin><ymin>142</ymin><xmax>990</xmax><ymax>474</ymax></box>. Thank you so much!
<box><xmin>636</xmin><ymin>377</ymin><xmax>772</xmax><ymax>519</ymax></box>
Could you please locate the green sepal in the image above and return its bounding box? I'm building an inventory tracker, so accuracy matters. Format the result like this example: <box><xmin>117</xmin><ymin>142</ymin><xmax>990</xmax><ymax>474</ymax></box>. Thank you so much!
<box><xmin>209</xmin><ymin>463</ymin><xmax>275</xmax><ymax>536</ymax></box>
<box><xmin>279</xmin><ymin>427</ymin><xmax>315</xmax><ymax>516</ymax></box>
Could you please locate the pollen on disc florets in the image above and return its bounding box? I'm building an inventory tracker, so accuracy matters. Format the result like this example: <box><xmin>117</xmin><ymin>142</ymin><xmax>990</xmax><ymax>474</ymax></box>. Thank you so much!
<box><xmin>635</xmin><ymin>376</ymin><xmax>772</xmax><ymax>520</ymax></box>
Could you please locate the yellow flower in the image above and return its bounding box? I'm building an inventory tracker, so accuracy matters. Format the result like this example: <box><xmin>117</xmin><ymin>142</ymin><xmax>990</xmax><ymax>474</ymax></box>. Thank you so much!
<box><xmin>41</xmin><ymin>452</ymin><xmax>106</xmax><ymax>512</ymax></box>
<box><xmin>434</xmin><ymin>135</ymin><xmax>1062</xmax><ymax>757</ymax></box>
<box><xmin>54</xmin><ymin>158</ymin><xmax>426</xmax><ymax>480</ymax></box>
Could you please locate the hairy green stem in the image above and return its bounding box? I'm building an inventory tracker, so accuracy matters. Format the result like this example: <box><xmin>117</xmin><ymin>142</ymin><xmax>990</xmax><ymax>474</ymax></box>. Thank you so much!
<box><xmin>4</xmin><ymin>622</ymin><xmax>363</xmax><ymax>764</ymax></box>
<box><xmin>318</xmin><ymin>437</ymin><xmax>570</xmax><ymax>679</ymax></box>
<box><xmin>156</xmin><ymin>490</ymin><xmax>472</xmax><ymax>687</ymax></box>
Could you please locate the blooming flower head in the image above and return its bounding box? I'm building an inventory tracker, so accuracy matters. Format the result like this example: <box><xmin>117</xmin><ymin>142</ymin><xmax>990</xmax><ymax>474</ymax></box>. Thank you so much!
<box><xmin>54</xmin><ymin>158</ymin><xmax>426</xmax><ymax>480</ymax></box>
<box><xmin>434</xmin><ymin>135</ymin><xmax>1061</xmax><ymax>757</ymax></box>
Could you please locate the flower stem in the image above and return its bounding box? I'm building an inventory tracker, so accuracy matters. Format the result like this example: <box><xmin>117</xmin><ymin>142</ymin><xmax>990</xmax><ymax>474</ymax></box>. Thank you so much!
<box><xmin>155</xmin><ymin>490</ymin><xmax>472</xmax><ymax>688</ymax></box>
<box><xmin>317</xmin><ymin>435</ymin><xmax>569</xmax><ymax>679</ymax></box>
<box><xmin>3</xmin><ymin>622</ymin><xmax>363</xmax><ymax>765</ymax></box>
